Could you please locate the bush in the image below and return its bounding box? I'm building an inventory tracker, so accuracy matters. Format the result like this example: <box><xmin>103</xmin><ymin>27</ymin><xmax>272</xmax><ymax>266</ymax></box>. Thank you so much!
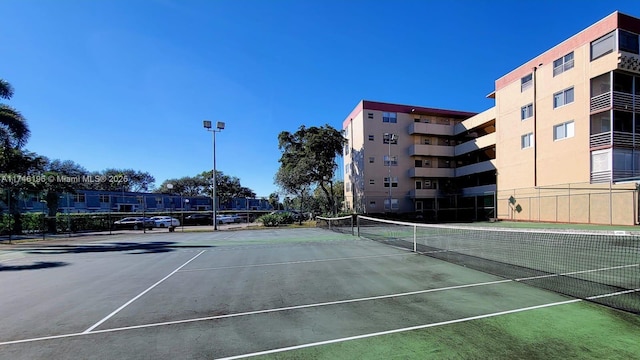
<box><xmin>258</xmin><ymin>213</ymin><xmax>295</xmax><ymax>227</ymax></box>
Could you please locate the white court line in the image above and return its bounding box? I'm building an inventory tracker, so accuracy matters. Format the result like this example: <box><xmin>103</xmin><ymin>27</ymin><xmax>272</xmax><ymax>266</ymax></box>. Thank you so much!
<box><xmin>82</xmin><ymin>250</ymin><xmax>206</xmax><ymax>333</ymax></box>
<box><xmin>179</xmin><ymin>252</ymin><xmax>414</xmax><ymax>272</ymax></box>
<box><xmin>515</xmin><ymin>263</ymin><xmax>640</xmax><ymax>281</ymax></box>
<box><xmin>216</xmin><ymin>299</ymin><xmax>583</xmax><ymax>360</ymax></box>
<box><xmin>0</xmin><ymin>278</ymin><xmax>512</xmax><ymax>346</ymax></box>
<box><xmin>0</xmin><ymin>279</ymin><xmax>637</xmax><ymax>348</ymax></box>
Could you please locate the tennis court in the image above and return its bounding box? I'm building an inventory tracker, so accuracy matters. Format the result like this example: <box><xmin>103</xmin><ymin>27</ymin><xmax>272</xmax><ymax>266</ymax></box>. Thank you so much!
<box><xmin>0</xmin><ymin>224</ymin><xmax>638</xmax><ymax>359</ymax></box>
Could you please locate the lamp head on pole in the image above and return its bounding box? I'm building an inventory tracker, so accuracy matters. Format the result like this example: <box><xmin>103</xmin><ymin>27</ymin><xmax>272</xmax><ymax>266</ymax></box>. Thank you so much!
<box><xmin>203</xmin><ymin>120</ymin><xmax>212</xmax><ymax>129</ymax></box>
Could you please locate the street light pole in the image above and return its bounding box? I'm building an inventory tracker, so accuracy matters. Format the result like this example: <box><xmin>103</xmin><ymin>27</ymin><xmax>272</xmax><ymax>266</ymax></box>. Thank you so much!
<box><xmin>384</xmin><ymin>133</ymin><xmax>397</xmax><ymax>212</ymax></box>
<box><xmin>183</xmin><ymin>198</ymin><xmax>189</xmax><ymax>232</ymax></box>
<box><xmin>204</xmin><ymin>120</ymin><xmax>225</xmax><ymax>231</ymax></box>
<box><xmin>40</xmin><ymin>199</ymin><xmax>47</xmax><ymax>241</ymax></box>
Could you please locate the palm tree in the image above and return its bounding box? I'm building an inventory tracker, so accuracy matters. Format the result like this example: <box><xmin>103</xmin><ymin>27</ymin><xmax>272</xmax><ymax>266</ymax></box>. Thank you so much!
<box><xmin>0</xmin><ymin>78</ymin><xmax>30</xmax><ymax>149</ymax></box>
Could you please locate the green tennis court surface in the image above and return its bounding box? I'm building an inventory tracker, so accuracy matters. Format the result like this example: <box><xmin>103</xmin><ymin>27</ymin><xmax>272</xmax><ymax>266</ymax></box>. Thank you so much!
<box><xmin>0</xmin><ymin>227</ymin><xmax>638</xmax><ymax>359</ymax></box>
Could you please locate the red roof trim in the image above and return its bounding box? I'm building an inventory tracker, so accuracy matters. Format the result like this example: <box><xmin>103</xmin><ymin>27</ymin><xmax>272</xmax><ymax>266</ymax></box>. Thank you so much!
<box><xmin>342</xmin><ymin>100</ymin><xmax>476</xmax><ymax>129</ymax></box>
<box><xmin>495</xmin><ymin>11</ymin><xmax>628</xmax><ymax>92</ymax></box>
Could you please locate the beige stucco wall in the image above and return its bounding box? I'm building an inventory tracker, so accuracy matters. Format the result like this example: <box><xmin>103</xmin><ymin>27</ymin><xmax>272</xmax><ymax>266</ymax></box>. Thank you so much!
<box><xmin>497</xmin><ymin>182</ymin><xmax>638</xmax><ymax>225</ymax></box>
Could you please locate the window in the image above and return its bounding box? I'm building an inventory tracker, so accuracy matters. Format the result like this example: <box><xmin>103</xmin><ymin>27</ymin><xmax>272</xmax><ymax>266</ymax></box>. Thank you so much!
<box><xmin>383</xmin><ymin>155</ymin><xmax>398</xmax><ymax>166</ymax></box>
<box><xmin>590</xmin><ymin>113</ymin><xmax>611</xmax><ymax>134</ymax></box>
<box><xmin>383</xmin><ymin>177</ymin><xmax>398</xmax><ymax>188</ymax></box>
<box><xmin>423</xmin><ymin>138</ymin><xmax>430</xmax><ymax>145</ymax></box>
<box><xmin>369</xmin><ymin>157</ymin><xmax>375</xmax><ymax>163</ymax></box>
<box><xmin>368</xmin><ymin>135</ymin><xmax>374</xmax><ymax>141</ymax></box>
<box><xmin>368</xmin><ymin>113</ymin><xmax>374</xmax><ymax>119</ymax></box>
<box><xmin>415</xmin><ymin>181</ymin><xmax>422</xmax><ymax>189</ymax></box>
<box><xmin>344</xmin><ymin>127</ymin><xmax>349</xmax><ymax>137</ymax></box>
<box><xmin>74</xmin><ymin>194</ymin><xmax>85</xmax><ymax>203</ymax></box>
<box><xmin>382</xmin><ymin>112</ymin><xmax>397</xmax><ymax>123</ymax></box>
<box><xmin>424</xmin><ymin>159</ymin><xmax>431</xmax><ymax>167</ymax></box>
<box><xmin>521</xmin><ymin>133</ymin><xmax>534</xmax><ymax>149</ymax></box>
<box><xmin>99</xmin><ymin>195</ymin><xmax>110</xmax><ymax>203</ymax></box>
<box><xmin>591</xmin><ymin>31</ymin><xmax>616</xmax><ymax>61</ymax></box>
<box><xmin>613</xmin><ymin>149</ymin><xmax>640</xmax><ymax>173</ymax></box>
<box><xmin>521</xmin><ymin>103</ymin><xmax>533</xmax><ymax>120</ymax></box>
<box><xmin>384</xmin><ymin>198</ymin><xmax>399</xmax><ymax>210</ymax></box>
<box><xmin>414</xmin><ymin>118</ymin><xmax>420</xmax><ymax>122</ymax></box>
<box><xmin>369</xmin><ymin>201</ymin><xmax>376</xmax><ymax>208</ymax></box>
<box><xmin>369</xmin><ymin>179</ymin><xmax>375</xmax><ymax>185</ymax></box>
<box><xmin>345</xmin><ymin>164</ymin><xmax>350</xmax><ymax>175</ymax></box>
<box><xmin>591</xmin><ymin>149</ymin><xmax>611</xmax><ymax>172</ymax></box>
<box><xmin>554</xmin><ymin>121</ymin><xmax>575</xmax><ymax>141</ymax></box>
<box><xmin>521</xmin><ymin>73</ymin><xmax>533</xmax><ymax>92</ymax></box>
<box><xmin>383</xmin><ymin>133</ymin><xmax>398</xmax><ymax>144</ymax></box>
<box><xmin>553</xmin><ymin>52</ymin><xmax>574</xmax><ymax>76</ymax></box>
<box><xmin>415</xmin><ymin>159</ymin><xmax>423</xmax><ymax>167</ymax></box>
<box><xmin>553</xmin><ymin>87</ymin><xmax>574</xmax><ymax>108</ymax></box>
<box><xmin>619</xmin><ymin>30</ymin><xmax>639</xmax><ymax>54</ymax></box>
<box><xmin>424</xmin><ymin>180</ymin><xmax>432</xmax><ymax>188</ymax></box>
<box><xmin>344</xmin><ymin>144</ymin><xmax>350</xmax><ymax>155</ymax></box>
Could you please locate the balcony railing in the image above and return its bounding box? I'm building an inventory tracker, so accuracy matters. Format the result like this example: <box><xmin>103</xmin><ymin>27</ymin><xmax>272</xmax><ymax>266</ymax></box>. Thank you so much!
<box><xmin>591</xmin><ymin>170</ymin><xmax>640</xmax><ymax>183</ymax></box>
<box><xmin>590</xmin><ymin>91</ymin><xmax>640</xmax><ymax>113</ymax></box>
<box><xmin>409</xmin><ymin>144</ymin><xmax>454</xmax><ymax>157</ymax></box>
<box><xmin>590</xmin><ymin>131</ymin><xmax>640</xmax><ymax>149</ymax></box>
<box><xmin>591</xmin><ymin>170</ymin><xmax>611</xmax><ymax>183</ymax></box>
<box><xmin>407</xmin><ymin>189</ymin><xmax>439</xmax><ymax>199</ymax></box>
<box><xmin>409</xmin><ymin>168</ymin><xmax>455</xmax><ymax>178</ymax></box>
<box><xmin>408</xmin><ymin>122</ymin><xmax>454</xmax><ymax>136</ymax></box>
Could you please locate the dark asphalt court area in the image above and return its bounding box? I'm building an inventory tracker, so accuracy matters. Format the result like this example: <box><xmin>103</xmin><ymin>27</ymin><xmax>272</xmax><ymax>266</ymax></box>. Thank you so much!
<box><xmin>0</xmin><ymin>228</ymin><xmax>635</xmax><ymax>359</ymax></box>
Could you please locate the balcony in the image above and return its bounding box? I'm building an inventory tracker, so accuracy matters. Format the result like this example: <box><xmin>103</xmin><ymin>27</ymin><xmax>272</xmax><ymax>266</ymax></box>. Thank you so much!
<box><xmin>455</xmin><ymin>159</ymin><xmax>497</xmax><ymax>177</ymax></box>
<box><xmin>461</xmin><ymin>184</ymin><xmax>496</xmax><ymax>197</ymax></box>
<box><xmin>590</xmin><ymin>91</ymin><xmax>640</xmax><ymax>114</ymax></box>
<box><xmin>409</xmin><ymin>144</ymin><xmax>454</xmax><ymax>157</ymax></box>
<box><xmin>409</xmin><ymin>167</ymin><xmax>455</xmax><ymax>178</ymax></box>
<box><xmin>455</xmin><ymin>132</ymin><xmax>496</xmax><ymax>156</ymax></box>
<box><xmin>408</xmin><ymin>122</ymin><xmax>454</xmax><ymax>136</ymax></box>
<box><xmin>591</xmin><ymin>169</ymin><xmax>640</xmax><ymax>183</ymax></box>
<box><xmin>590</xmin><ymin>131</ymin><xmax>640</xmax><ymax>149</ymax></box>
<box><xmin>407</xmin><ymin>189</ymin><xmax>439</xmax><ymax>199</ymax></box>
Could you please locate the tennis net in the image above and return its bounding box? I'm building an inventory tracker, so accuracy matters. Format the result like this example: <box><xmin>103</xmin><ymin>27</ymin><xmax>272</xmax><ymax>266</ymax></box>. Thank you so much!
<box><xmin>320</xmin><ymin>215</ymin><xmax>640</xmax><ymax>314</ymax></box>
<box><xmin>315</xmin><ymin>215</ymin><xmax>355</xmax><ymax>235</ymax></box>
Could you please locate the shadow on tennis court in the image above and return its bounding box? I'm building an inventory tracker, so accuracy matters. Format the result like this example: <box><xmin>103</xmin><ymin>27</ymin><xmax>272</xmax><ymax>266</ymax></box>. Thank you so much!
<box><xmin>25</xmin><ymin>242</ymin><xmax>213</xmax><ymax>255</ymax></box>
<box><xmin>0</xmin><ymin>261</ymin><xmax>68</xmax><ymax>272</ymax></box>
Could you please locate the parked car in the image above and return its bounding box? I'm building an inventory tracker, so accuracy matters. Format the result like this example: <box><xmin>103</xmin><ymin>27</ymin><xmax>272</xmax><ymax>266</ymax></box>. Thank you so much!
<box><xmin>150</xmin><ymin>216</ymin><xmax>180</xmax><ymax>228</ymax></box>
<box><xmin>216</xmin><ymin>214</ymin><xmax>241</xmax><ymax>224</ymax></box>
<box><xmin>183</xmin><ymin>213</ymin><xmax>213</xmax><ymax>226</ymax></box>
<box><xmin>113</xmin><ymin>217</ymin><xmax>155</xmax><ymax>230</ymax></box>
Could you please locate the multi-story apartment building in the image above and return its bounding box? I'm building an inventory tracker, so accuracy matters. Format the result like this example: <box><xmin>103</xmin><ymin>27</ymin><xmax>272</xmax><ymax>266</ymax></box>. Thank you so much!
<box><xmin>342</xmin><ymin>11</ymin><xmax>640</xmax><ymax>225</ymax></box>
<box><xmin>495</xmin><ymin>11</ymin><xmax>640</xmax><ymax>225</ymax></box>
<box><xmin>342</xmin><ymin>101</ymin><xmax>497</xmax><ymax>221</ymax></box>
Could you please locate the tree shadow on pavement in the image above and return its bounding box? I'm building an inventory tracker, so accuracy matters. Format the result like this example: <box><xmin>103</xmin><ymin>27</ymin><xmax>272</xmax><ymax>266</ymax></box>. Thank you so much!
<box><xmin>25</xmin><ymin>242</ymin><xmax>213</xmax><ymax>255</ymax></box>
<box><xmin>0</xmin><ymin>261</ymin><xmax>68</xmax><ymax>272</ymax></box>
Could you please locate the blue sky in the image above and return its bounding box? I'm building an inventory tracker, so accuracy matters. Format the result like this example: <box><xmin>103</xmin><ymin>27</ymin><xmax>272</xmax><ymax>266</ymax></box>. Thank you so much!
<box><xmin>3</xmin><ymin>0</ymin><xmax>640</xmax><ymax>196</ymax></box>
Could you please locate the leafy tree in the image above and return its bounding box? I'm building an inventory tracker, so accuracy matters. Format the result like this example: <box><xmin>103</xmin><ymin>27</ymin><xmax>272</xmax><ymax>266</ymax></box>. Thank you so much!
<box><xmin>88</xmin><ymin>169</ymin><xmax>156</xmax><ymax>192</ymax></box>
<box><xmin>0</xmin><ymin>78</ymin><xmax>30</xmax><ymax>149</ymax></box>
<box><xmin>155</xmin><ymin>171</ymin><xmax>255</xmax><ymax>205</ymax></box>
<box><xmin>38</xmin><ymin>159</ymin><xmax>89</xmax><ymax>224</ymax></box>
<box><xmin>210</xmin><ymin>170</ymin><xmax>256</xmax><ymax>203</ymax></box>
<box><xmin>275</xmin><ymin>165</ymin><xmax>312</xmax><ymax>224</ymax></box>
<box><xmin>276</xmin><ymin>125</ymin><xmax>345</xmax><ymax>215</ymax></box>
<box><xmin>313</xmin><ymin>180</ymin><xmax>344</xmax><ymax>215</ymax></box>
<box><xmin>0</xmin><ymin>149</ymin><xmax>47</xmax><ymax>234</ymax></box>
<box><xmin>156</xmin><ymin>175</ymin><xmax>209</xmax><ymax>196</ymax></box>
<box><xmin>268</xmin><ymin>192</ymin><xmax>282</xmax><ymax>210</ymax></box>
